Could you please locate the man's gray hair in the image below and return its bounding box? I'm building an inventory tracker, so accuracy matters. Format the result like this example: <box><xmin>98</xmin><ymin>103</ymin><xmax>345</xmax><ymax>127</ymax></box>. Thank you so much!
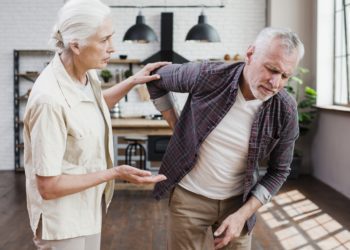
<box><xmin>50</xmin><ymin>0</ymin><xmax>111</xmax><ymax>53</ymax></box>
<box><xmin>253</xmin><ymin>27</ymin><xmax>305</xmax><ymax>61</ymax></box>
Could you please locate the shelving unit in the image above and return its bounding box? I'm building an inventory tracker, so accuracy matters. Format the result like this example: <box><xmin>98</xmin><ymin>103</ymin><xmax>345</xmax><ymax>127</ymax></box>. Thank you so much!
<box><xmin>106</xmin><ymin>58</ymin><xmax>140</xmax><ymax>87</ymax></box>
<box><xmin>13</xmin><ymin>49</ymin><xmax>54</xmax><ymax>171</ymax></box>
<box><xmin>108</xmin><ymin>58</ymin><xmax>140</xmax><ymax>72</ymax></box>
<box><xmin>102</xmin><ymin>58</ymin><xmax>141</xmax><ymax>103</ymax></box>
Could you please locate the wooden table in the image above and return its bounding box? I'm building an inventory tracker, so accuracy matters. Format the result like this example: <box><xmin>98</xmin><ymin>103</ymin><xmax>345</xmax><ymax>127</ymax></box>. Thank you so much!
<box><xmin>111</xmin><ymin>118</ymin><xmax>172</xmax><ymax>136</ymax></box>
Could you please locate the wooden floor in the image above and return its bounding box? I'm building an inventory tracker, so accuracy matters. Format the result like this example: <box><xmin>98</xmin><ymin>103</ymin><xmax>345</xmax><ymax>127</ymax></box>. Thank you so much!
<box><xmin>0</xmin><ymin>172</ymin><xmax>349</xmax><ymax>250</ymax></box>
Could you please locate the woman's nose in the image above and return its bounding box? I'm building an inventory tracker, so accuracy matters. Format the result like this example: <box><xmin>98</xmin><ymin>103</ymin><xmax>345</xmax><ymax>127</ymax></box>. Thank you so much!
<box><xmin>107</xmin><ymin>39</ymin><xmax>115</xmax><ymax>53</ymax></box>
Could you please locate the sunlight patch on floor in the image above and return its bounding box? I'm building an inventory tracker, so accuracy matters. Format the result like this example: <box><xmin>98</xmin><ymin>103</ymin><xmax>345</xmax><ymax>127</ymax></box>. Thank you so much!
<box><xmin>258</xmin><ymin>189</ymin><xmax>350</xmax><ymax>250</ymax></box>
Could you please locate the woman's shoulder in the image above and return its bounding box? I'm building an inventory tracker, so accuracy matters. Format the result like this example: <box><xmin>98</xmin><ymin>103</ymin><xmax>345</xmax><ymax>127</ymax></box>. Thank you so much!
<box><xmin>28</xmin><ymin>65</ymin><xmax>66</xmax><ymax>109</ymax></box>
<box><xmin>33</xmin><ymin>63</ymin><xmax>58</xmax><ymax>91</ymax></box>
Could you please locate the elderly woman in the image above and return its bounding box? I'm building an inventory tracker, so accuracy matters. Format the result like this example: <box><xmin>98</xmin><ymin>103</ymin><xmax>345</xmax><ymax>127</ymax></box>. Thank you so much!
<box><xmin>23</xmin><ymin>0</ymin><xmax>168</xmax><ymax>249</ymax></box>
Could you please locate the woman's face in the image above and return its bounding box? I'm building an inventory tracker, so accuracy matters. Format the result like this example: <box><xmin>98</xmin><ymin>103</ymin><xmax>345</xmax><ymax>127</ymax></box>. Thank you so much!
<box><xmin>77</xmin><ymin>17</ymin><xmax>115</xmax><ymax>69</ymax></box>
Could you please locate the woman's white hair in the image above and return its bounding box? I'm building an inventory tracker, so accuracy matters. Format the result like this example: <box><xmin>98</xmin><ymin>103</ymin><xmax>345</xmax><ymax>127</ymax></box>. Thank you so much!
<box><xmin>253</xmin><ymin>27</ymin><xmax>305</xmax><ymax>62</ymax></box>
<box><xmin>50</xmin><ymin>0</ymin><xmax>111</xmax><ymax>53</ymax></box>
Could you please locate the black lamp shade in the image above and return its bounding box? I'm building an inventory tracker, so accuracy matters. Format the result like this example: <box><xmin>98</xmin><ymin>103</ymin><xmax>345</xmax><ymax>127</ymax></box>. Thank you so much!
<box><xmin>185</xmin><ymin>14</ymin><xmax>220</xmax><ymax>42</ymax></box>
<box><xmin>123</xmin><ymin>14</ymin><xmax>158</xmax><ymax>43</ymax></box>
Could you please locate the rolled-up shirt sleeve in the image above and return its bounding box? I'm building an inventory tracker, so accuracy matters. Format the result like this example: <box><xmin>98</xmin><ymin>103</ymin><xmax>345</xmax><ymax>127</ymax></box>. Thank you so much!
<box><xmin>147</xmin><ymin>62</ymin><xmax>202</xmax><ymax>111</ymax></box>
<box><xmin>252</xmin><ymin>109</ymin><xmax>299</xmax><ymax>204</ymax></box>
<box><xmin>152</xmin><ymin>92</ymin><xmax>176</xmax><ymax>112</ymax></box>
<box><xmin>251</xmin><ymin>183</ymin><xmax>273</xmax><ymax>204</ymax></box>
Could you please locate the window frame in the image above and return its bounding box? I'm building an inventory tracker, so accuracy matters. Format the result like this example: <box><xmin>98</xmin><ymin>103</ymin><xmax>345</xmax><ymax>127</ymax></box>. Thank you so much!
<box><xmin>333</xmin><ymin>0</ymin><xmax>350</xmax><ymax>106</ymax></box>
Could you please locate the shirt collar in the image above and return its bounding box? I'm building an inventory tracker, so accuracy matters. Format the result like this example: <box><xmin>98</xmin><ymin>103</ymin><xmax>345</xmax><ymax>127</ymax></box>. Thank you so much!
<box><xmin>233</xmin><ymin>62</ymin><xmax>245</xmax><ymax>91</ymax></box>
<box><xmin>51</xmin><ymin>53</ymin><xmax>102</xmax><ymax>108</ymax></box>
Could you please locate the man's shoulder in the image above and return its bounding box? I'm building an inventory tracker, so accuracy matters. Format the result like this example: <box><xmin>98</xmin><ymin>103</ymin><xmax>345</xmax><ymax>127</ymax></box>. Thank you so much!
<box><xmin>199</xmin><ymin>60</ymin><xmax>244</xmax><ymax>74</ymax></box>
<box><xmin>196</xmin><ymin>61</ymin><xmax>244</xmax><ymax>89</ymax></box>
<box><xmin>274</xmin><ymin>89</ymin><xmax>298</xmax><ymax>113</ymax></box>
<box><xmin>156</xmin><ymin>60</ymin><xmax>243</xmax><ymax>79</ymax></box>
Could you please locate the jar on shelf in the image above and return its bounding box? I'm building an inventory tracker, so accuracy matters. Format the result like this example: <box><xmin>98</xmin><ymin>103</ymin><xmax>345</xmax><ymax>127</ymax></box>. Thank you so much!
<box><xmin>115</xmin><ymin>69</ymin><xmax>121</xmax><ymax>83</ymax></box>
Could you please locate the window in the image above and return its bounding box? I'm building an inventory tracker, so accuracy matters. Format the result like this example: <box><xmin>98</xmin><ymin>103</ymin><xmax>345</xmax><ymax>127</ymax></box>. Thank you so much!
<box><xmin>334</xmin><ymin>0</ymin><xmax>350</xmax><ymax>105</ymax></box>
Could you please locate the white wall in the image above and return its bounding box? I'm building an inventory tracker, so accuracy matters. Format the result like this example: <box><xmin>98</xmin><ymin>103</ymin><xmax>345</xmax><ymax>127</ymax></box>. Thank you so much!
<box><xmin>311</xmin><ymin>0</ymin><xmax>350</xmax><ymax>199</ymax></box>
<box><xmin>0</xmin><ymin>0</ymin><xmax>63</xmax><ymax>171</ymax></box>
<box><xmin>268</xmin><ymin>0</ymin><xmax>317</xmax><ymax>174</ymax></box>
<box><xmin>268</xmin><ymin>0</ymin><xmax>316</xmax><ymax>80</ymax></box>
<box><xmin>312</xmin><ymin>110</ymin><xmax>350</xmax><ymax>199</ymax></box>
<box><xmin>0</xmin><ymin>0</ymin><xmax>266</xmax><ymax>170</ymax></box>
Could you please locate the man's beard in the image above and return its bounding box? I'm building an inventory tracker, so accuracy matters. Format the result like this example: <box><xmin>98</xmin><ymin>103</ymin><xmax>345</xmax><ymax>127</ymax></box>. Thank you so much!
<box><xmin>250</xmin><ymin>85</ymin><xmax>275</xmax><ymax>102</ymax></box>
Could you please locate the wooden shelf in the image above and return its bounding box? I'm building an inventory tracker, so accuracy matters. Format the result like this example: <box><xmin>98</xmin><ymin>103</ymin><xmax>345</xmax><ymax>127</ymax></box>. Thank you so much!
<box><xmin>15</xmin><ymin>120</ymin><xmax>24</xmax><ymax>126</ymax></box>
<box><xmin>16</xmin><ymin>49</ymin><xmax>54</xmax><ymax>53</ymax></box>
<box><xmin>108</xmin><ymin>59</ymin><xmax>140</xmax><ymax>64</ymax></box>
<box><xmin>17</xmin><ymin>90</ymin><xmax>31</xmax><ymax>101</ymax></box>
<box><xmin>18</xmin><ymin>72</ymin><xmax>39</xmax><ymax>76</ymax></box>
<box><xmin>17</xmin><ymin>73</ymin><xmax>39</xmax><ymax>82</ymax></box>
<box><xmin>17</xmin><ymin>95</ymin><xmax>29</xmax><ymax>101</ymax></box>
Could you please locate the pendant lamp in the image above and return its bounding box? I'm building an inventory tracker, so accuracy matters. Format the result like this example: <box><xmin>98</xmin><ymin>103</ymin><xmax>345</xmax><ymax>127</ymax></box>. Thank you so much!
<box><xmin>123</xmin><ymin>10</ymin><xmax>158</xmax><ymax>43</ymax></box>
<box><xmin>185</xmin><ymin>10</ymin><xmax>220</xmax><ymax>42</ymax></box>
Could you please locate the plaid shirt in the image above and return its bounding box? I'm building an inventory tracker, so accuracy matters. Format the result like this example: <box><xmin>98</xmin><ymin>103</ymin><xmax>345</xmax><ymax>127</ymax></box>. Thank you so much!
<box><xmin>147</xmin><ymin>61</ymin><xmax>299</xmax><ymax>232</ymax></box>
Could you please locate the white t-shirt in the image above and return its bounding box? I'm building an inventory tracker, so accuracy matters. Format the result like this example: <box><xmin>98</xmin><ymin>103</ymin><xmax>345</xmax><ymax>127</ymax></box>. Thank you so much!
<box><xmin>179</xmin><ymin>87</ymin><xmax>263</xmax><ymax>199</ymax></box>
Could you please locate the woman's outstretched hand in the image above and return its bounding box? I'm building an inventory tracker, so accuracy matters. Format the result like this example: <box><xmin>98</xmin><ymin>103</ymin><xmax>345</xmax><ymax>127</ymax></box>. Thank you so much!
<box><xmin>113</xmin><ymin>165</ymin><xmax>167</xmax><ymax>184</ymax></box>
<box><xmin>130</xmin><ymin>61</ymin><xmax>171</xmax><ymax>85</ymax></box>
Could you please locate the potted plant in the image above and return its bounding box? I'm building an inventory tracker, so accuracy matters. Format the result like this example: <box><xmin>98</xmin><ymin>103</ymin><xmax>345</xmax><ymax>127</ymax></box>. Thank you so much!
<box><xmin>284</xmin><ymin>67</ymin><xmax>317</xmax><ymax>178</ymax></box>
<box><xmin>100</xmin><ymin>69</ymin><xmax>112</xmax><ymax>83</ymax></box>
<box><xmin>124</xmin><ymin>69</ymin><xmax>133</xmax><ymax>79</ymax></box>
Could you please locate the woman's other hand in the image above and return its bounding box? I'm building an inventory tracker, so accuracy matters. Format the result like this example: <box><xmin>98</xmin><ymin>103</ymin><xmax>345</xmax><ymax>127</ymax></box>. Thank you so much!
<box><xmin>113</xmin><ymin>165</ymin><xmax>167</xmax><ymax>184</ymax></box>
<box><xmin>130</xmin><ymin>61</ymin><xmax>171</xmax><ymax>85</ymax></box>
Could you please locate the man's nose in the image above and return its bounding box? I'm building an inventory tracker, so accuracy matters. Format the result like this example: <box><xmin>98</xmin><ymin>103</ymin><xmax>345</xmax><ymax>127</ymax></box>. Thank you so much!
<box><xmin>269</xmin><ymin>74</ymin><xmax>281</xmax><ymax>89</ymax></box>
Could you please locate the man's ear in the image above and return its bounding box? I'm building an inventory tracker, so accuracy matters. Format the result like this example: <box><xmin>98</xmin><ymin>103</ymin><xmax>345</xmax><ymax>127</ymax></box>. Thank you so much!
<box><xmin>245</xmin><ymin>45</ymin><xmax>255</xmax><ymax>65</ymax></box>
<box><xmin>69</xmin><ymin>41</ymin><xmax>80</xmax><ymax>55</ymax></box>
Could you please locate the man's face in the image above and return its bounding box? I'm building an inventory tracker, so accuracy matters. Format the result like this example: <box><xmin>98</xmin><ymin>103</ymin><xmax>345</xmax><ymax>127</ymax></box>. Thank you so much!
<box><xmin>77</xmin><ymin>17</ymin><xmax>115</xmax><ymax>69</ymax></box>
<box><xmin>244</xmin><ymin>38</ymin><xmax>299</xmax><ymax>101</ymax></box>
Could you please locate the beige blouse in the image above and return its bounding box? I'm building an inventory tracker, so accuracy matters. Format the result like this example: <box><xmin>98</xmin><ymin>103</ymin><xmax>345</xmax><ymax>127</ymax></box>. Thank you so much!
<box><xmin>23</xmin><ymin>53</ymin><xmax>114</xmax><ymax>240</ymax></box>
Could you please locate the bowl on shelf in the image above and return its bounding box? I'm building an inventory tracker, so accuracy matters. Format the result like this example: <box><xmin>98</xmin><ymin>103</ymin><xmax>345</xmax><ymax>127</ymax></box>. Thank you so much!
<box><xmin>119</xmin><ymin>54</ymin><xmax>128</xmax><ymax>60</ymax></box>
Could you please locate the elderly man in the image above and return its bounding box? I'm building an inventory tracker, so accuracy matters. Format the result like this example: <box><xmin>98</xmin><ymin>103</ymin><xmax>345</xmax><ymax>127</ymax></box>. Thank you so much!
<box><xmin>147</xmin><ymin>27</ymin><xmax>304</xmax><ymax>250</ymax></box>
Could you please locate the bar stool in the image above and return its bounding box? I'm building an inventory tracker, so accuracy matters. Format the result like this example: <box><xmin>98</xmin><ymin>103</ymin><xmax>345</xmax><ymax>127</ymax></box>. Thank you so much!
<box><xmin>124</xmin><ymin>136</ymin><xmax>147</xmax><ymax>170</ymax></box>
